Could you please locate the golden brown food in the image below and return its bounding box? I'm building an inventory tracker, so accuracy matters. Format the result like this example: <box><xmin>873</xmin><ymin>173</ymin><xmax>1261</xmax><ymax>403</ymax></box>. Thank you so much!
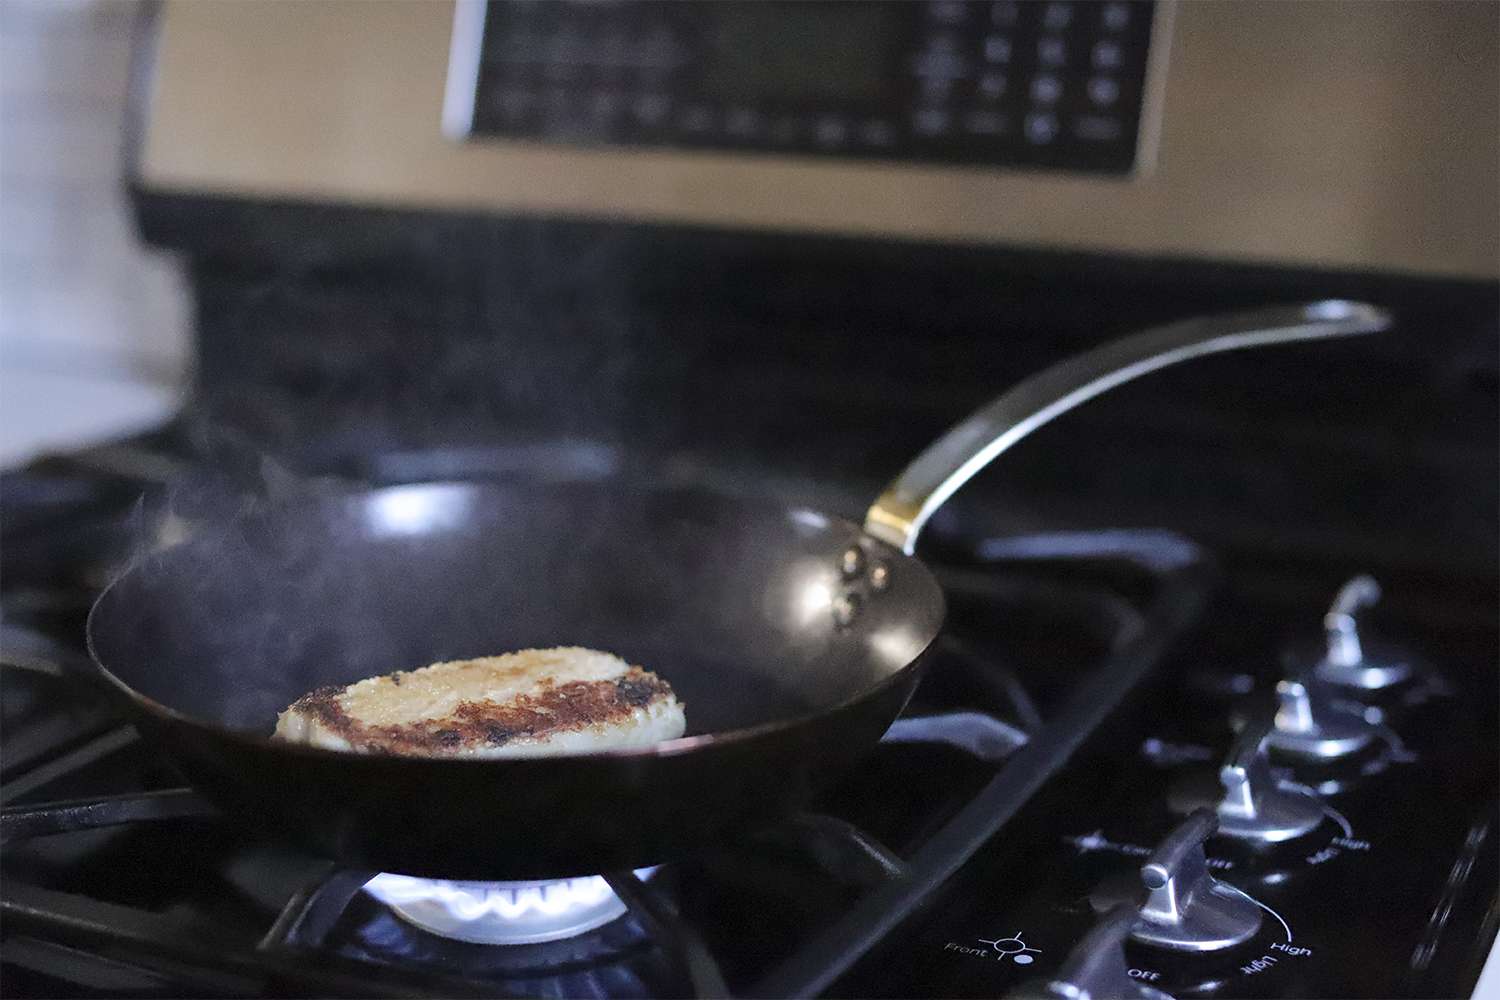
<box><xmin>273</xmin><ymin>647</ymin><xmax>685</xmax><ymax>758</ymax></box>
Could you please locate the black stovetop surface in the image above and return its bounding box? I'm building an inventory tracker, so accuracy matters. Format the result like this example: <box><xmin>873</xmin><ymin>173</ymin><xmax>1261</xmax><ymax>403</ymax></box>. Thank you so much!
<box><xmin>1</xmin><ymin>439</ymin><xmax>1495</xmax><ymax>998</ymax></box>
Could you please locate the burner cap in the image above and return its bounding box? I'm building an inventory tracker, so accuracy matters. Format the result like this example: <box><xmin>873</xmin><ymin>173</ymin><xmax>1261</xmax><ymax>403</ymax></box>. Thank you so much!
<box><xmin>363</xmin><ymin>870</ymin><xmax>654</xmax><ymax>945</ymax></box>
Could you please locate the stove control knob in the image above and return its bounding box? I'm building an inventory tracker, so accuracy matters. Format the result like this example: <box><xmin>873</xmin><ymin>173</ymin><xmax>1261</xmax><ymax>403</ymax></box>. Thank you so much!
<box><xmin>1309</xmin><ymin>575</ymin><xmax>1414</xmax><ymax>690</ymax></box>
<box><xmin>1168</xmin><ymin>706</ymin><xmax>1326</xmax><ymax>842</ymax></box>
<box><xmin>1131</xmin><ymin>809</ymin><xmax>1262</xmax><ymax>952</ymax></box>
<box><xmin>1023</xmin><ymin>904</ymin><xmax>1174</xmax><ymax>1000</ymax></box>
<box><xmin>1265</xmin><ymin>677</ymin><xmax>1376</xmax><ymax>759</ymax></box>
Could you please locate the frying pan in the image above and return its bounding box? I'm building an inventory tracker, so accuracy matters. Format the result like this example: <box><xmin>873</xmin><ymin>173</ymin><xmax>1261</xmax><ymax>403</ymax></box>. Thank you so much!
<box><xmin>86</xmin><ymin>301</ymin><xmax>1389</xmax><ymax>879</ymax></box>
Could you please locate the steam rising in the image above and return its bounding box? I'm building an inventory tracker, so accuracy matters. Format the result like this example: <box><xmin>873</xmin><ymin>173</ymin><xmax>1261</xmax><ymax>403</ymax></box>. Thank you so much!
<box><xmin>89</xmin><ymin>223</ymin><xmax>947</xmax><ymax>746</ymax></box>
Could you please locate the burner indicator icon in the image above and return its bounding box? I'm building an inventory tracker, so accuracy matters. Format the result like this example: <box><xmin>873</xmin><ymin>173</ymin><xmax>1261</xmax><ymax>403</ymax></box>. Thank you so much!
<box><xmin>978</xmin><ymin>931</ymin><xmax>1041</xmax><ymax>964</ymax></box>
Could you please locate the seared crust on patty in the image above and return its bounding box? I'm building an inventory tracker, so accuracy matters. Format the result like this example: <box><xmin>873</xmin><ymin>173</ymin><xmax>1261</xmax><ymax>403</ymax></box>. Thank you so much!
<box><xmin>274</xmin><ymin>647</ymin><xmax>685</xmax><ymax>758</ymax></box>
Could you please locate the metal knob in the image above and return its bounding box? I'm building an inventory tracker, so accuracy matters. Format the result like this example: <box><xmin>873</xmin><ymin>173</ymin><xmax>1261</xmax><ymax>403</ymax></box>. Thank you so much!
<box><xmin>1131</xmin><ymin>809</ymin><xmax>1262</xmax><ymax>952</ymax></box>
<box><xmin>1029</xmin><ymin>905</ymin><xmax>1174</xmax><ymax>1000</ymax></box>
<box><xmin>1265</xmin><ymin>678</ymin><xmax>1376</xmax><ymax>759</ymax></box>
<box><xmin>1169</xmin><ymin>706</ymin><xmax>1326</xmax><ymax>843</ymax></box>
<box><xmin>1313</xmin><ymin>575</ymin><xmax>1413</xmax><ymax>690</ymax></box>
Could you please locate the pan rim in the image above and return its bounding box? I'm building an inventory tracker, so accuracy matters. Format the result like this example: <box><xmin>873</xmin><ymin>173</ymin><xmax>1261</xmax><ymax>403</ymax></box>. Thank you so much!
<box><xmin>84</xmin><ymin>481</ymin><xmax>947</xmax><ymax>768</ymax></box>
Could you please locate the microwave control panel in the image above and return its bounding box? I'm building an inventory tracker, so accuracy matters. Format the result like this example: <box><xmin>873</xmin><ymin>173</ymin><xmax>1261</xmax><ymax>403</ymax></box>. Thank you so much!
<box><xmin>447</xmin><ymin>0</ymin><xmax>1162</xmax><ymax>175</ymax></box>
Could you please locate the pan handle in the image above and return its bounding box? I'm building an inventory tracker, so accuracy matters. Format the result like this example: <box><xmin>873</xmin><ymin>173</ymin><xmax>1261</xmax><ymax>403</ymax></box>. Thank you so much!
<box><xmin>863</xmin><ymin>300</ymin><xmax>1392</xmax><ymax>555</ymax></box>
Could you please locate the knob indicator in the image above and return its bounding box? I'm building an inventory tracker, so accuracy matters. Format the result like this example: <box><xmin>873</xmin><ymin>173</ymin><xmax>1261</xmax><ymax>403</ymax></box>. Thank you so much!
<box><xmin>1313</xmin><ymin>575</ymin><xmax>1414</xmax><ymax>690</ymax></box>
<box><xmin>1266</xmin><ymin>678</ymin><xmax>1376</xmax><ymax>759</ymax></box>
<box><xmin>1131</xmin><ymin>809</ymin><xmax>1262</xmax><ymax>951</ymax></box>
<box><xmin>1169</xmin><ymin>706</ymin><xmax>1326</xmax><ymax>843</ymax></box>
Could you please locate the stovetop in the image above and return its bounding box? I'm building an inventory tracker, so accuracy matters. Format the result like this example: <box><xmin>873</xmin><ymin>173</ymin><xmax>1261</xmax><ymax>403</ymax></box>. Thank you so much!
<box><xmin>1</xmin><ymin>439</ymin><xmax>1496</xmax><ymax>999</ymax></box>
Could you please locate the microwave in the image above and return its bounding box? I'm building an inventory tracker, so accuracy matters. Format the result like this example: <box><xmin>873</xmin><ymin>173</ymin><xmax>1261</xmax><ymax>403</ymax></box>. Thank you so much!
<box><xmin>135</xmin><ymin>0</ymin><xmax>1496</xmax><ymax>278</ymax></box>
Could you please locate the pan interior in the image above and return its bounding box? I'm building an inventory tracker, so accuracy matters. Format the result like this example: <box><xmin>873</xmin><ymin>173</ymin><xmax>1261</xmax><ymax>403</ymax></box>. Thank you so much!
<box><xmin>89</xmin><ymin>482</ymin><xmax>945</xmax><ymax>741</ymax></box>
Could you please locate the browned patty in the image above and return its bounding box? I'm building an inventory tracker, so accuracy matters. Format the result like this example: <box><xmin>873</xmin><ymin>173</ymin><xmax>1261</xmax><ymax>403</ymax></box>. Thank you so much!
<box><xmin>287</xmin><ymin>667</ymin><xmax>675</xmax><ymax>755</ymax></box>
<box><xmin>273</xmin><ymin>648</ymin><xmax>686</xmax><ymax>758</ymax></box>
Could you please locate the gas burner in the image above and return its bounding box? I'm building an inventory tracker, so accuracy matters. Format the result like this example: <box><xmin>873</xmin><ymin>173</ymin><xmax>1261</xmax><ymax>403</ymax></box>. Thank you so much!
<box><xmin>363</xmin><ymin>869</ymin><xmax>657</xmax><ymax>945</ymax></box>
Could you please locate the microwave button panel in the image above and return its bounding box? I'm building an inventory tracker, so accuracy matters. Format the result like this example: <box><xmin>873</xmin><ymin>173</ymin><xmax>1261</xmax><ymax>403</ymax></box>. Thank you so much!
<box><xmin>454</xmin><ymin>0</ymin><xmax>1162</xmax><ymax>174</ymax></box>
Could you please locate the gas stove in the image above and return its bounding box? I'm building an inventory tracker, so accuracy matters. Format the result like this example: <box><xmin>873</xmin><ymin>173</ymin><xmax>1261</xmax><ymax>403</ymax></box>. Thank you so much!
<box><xmin>2</xmin><ymin>436</ymin><xmax>1495</xmax><ymax>998</ymax></box>
<box><xmin>5</xmin><ymin>0</ymin><xmax>1495</xmax><ymax>985</ymax></box>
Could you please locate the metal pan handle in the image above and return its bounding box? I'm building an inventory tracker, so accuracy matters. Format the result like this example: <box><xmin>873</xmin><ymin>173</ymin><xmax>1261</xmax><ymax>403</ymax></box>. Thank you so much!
<box><xmin>863</xmin><ymin>300</ymin><xmax>1392</xmax><ymax>554</ymax></box>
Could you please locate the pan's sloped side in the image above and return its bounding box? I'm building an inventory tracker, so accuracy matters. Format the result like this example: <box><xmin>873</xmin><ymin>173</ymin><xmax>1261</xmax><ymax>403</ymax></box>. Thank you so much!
<box><xmin>87</xmin><ymin>483</ymin><xmax>943</xmax><ymax>877</ymax></box>
<box><xmin>120</xmin><ymin>659</ymin><xmax>925</xmax><ymax>878</ymax></box>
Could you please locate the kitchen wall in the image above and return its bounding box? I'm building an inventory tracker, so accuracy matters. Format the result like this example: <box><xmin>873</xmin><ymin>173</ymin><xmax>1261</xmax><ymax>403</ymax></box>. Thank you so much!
<box><xmin>0</xmin><ymin>0</ymin><xmax>189</xmax><ymax>464</ymax></box>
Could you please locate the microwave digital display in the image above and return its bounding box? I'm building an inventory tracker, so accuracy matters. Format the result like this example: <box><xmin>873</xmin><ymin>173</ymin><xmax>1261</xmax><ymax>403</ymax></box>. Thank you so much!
<box><xmin>703</xmin><ymin>3</ymin><xmax>897</xmax><ymax>105</ymax></box>
<box><xmin>453</xmin><ymin>0</ymin><xmax>1161</xmax><ymax>175</ymax></box>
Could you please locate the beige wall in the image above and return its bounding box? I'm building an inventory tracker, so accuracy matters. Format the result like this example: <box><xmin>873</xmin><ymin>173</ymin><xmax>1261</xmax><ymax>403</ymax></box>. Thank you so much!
<box><xmin>140</xmin><ymin>0</ymin><xmax>1499</xmax><ymax>278</ymax></box>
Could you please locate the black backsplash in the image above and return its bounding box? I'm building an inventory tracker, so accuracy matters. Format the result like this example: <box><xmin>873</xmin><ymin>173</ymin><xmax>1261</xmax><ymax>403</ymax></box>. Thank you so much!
<box><xmin>136</xmin><ymin>192</ymin><xmax>1499</xmax><ymax>574</ymax></box>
